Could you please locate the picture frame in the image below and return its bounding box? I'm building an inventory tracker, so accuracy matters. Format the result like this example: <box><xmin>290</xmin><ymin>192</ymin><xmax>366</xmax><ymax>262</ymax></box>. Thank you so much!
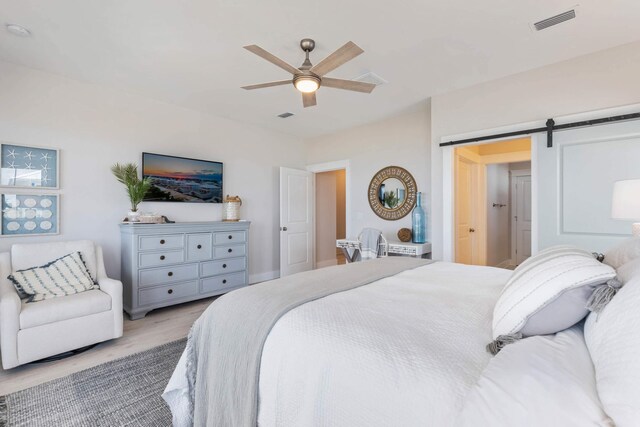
<box><xmin>0</xmin><ymin>142</ymin><xmax>60</xmax><ymax>189</ymax></box>
<box><xmin>0</xmin><ymin>193</ymin><xmax>60</xmax><ymax>237</ymax></box>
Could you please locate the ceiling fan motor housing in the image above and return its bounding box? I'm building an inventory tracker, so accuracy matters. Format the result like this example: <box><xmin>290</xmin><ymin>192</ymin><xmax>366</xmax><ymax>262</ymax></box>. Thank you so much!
<box><xmin>300</xmin><ymin>38</ymin><xmax>315</xmax><ymax>52</ymax></box>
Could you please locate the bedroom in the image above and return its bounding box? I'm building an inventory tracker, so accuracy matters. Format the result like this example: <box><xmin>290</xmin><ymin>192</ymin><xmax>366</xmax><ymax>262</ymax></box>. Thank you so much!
<box><xmin>0</xmin><ymin>0</ymin><xmax>639</xmax><ymax>425</ymax></box>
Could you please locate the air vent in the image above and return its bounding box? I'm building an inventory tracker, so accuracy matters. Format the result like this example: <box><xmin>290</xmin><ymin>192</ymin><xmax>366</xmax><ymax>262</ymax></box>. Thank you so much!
<box><xmin>353</xmin><ymin>72</ymin><xmax>388</xmax><ymax>86</ymax></box>
<box><xmin>277</xmin><ymin>112</ymin><xmax>294</xmax><ymax>118</ymax></box>
<box><xmin>533</xmin><ymin>9</ymin><xmax>576</xmax><ymax>31</ymax></box>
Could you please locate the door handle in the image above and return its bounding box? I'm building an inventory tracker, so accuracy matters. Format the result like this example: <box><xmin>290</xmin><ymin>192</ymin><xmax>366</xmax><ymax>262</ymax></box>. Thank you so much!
<box><xmin>469</xmin><ymin>228</ymin><xmax>476</xmax><ymax>233</ymax></box>
<box><xmin>281</xmin><ymin>226</ymin><xmax>288</xmax><ymax>231</ymax></box>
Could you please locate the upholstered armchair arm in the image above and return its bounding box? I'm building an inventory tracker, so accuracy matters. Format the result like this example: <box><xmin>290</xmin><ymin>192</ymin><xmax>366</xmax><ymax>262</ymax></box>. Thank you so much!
<box><xmin>95</xmin><ymin>245</ymin><xmax>124</xmax><ymax>338</ymax></box>
<box><xmin>0</xmin><ymin>252</ymin><xmax>21</xmax><ymax>369</ymax></box>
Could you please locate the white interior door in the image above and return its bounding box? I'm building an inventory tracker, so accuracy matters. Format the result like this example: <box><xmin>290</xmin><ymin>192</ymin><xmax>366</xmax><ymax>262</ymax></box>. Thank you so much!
<box><xmin>280</xmin><ymin>167</ymin><xmax>314</xmax><ymax>277</ymax></box>
<box><xmin>513</xmin><ymin>174</ymin><xmax>532</xmax><ymax>265</ymax></box>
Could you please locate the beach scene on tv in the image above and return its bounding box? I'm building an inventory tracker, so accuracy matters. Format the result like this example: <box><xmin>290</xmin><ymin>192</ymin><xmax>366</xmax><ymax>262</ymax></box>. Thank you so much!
<box><xmin>142</xmin><ymin>153</ymin><xmax>223</xmax><ymax>203</ymax></box>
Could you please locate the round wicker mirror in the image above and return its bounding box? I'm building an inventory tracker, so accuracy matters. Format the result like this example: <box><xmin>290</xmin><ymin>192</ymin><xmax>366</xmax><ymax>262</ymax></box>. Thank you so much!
<box><xmin>368</xmin><ymin>166</ymin><xmax>417</xmax><ymax>220</ymax></box>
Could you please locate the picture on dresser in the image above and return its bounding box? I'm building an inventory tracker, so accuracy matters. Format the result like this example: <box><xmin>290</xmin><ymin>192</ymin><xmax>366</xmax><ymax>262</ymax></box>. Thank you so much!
<box><xmin>0</xmin><ymin>193</ymin><xmax>59</xmax><ymax>236</ymax></box>
<box><xmin>0</xmin><ymin>143</ymin><xmax>59</xmax><ymax>189</ymax></box>
<box><xmin>142</xmin><ymin>152</ymin><xmax>223</xmax><ymax>203</ymax></box>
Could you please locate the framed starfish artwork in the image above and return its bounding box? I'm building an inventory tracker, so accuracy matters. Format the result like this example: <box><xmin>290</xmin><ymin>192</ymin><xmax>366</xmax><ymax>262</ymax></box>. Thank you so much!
<box><xmin>0</xmin><ymin>143</ymin><xmax>59</xmax><ymax>189</ymax></box>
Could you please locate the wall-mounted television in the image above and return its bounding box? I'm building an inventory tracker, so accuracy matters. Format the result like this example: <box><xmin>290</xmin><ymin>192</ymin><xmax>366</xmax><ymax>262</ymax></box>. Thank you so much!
<box><xmin>142</xmin><ymin>152</ymin><xmax>223</xmax><ymax>203</ymax></box>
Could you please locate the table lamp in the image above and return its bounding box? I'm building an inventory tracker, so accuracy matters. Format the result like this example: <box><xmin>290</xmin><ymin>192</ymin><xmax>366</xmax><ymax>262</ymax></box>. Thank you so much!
<box><xmin>612</xmin><ymin>179</ymin><xmax>640</xmax><ymax>236</ymax></box>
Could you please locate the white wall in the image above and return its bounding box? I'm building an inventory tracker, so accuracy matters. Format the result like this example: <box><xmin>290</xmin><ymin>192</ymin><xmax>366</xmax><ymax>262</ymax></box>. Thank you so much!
<box><xmin>431</xmin><ymin>41</ymin><xmax>640</xmax><ymax>259</ymax></box>
<box><xmin>0</xmin><ymin>60</ymin><xmax>306</xmax><ymax>281</ymax></box>
<box><xmin>485</xmin><ymin>163</ymin><xmax>510</xmax><ymax>266</ymax></box>
<box><xmin>307</xmin><ymin>102</ymin><xmax>431</xmax><ymax>241</ymax></box>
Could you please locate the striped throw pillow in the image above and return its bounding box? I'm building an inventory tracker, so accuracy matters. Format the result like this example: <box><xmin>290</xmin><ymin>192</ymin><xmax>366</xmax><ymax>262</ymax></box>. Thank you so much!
<box><xmin>8</xmin><ymin>251</ymin><xmax>98</xmax><ymax>303</ymax></box>
<box><xmin>492</xmin><ymin>245</ymin><xmax>616</xmax><ymax>340</ymax></box>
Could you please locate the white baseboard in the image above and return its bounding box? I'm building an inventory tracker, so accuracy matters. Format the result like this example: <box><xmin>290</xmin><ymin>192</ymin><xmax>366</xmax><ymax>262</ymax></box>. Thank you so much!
<box><xmin>249</xmin><ymin>270</ymin><xmax>280</xmax><ymax>284</ymax></box>
<box><xmin>316</xmin><ymin>259</ymin><xmax>338</xmax><ymax>269</ymax></box>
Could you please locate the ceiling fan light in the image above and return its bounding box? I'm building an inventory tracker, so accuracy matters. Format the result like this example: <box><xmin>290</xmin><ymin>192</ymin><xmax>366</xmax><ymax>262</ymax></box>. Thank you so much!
<box><xmin>294</xmin><ymin>76</ymin><xmax>320</xmax><ymax>93</ymax></box>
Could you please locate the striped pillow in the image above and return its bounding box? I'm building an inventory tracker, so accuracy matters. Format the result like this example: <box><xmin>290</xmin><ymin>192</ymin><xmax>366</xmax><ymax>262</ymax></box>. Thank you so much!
<box><xmin>492</xmin><ymin>245</ymin><xmax>616</xmax><ymax>340</ymax></box>
<box><xmin>8</xmin><ymin>251</ymin><xmax>98</xmax><ymax>303</ymax></box>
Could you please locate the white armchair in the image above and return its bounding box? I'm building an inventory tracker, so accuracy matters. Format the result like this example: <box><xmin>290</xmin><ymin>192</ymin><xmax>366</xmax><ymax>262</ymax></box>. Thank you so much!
<box><xmin>0</xmin><ymin>240</ymin><xmax>123</xmax><ymax>369</ymax></box>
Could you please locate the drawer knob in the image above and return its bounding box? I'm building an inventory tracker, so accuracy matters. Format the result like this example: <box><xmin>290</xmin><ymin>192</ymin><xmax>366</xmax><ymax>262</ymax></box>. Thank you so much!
<box><xmin>228</xmin><ymin>248</ymin><xmax>233</xmax><ymax>253</ymax></box>
<box><xmin>222</xmin><ymin>263</ymin><xmax>227</xmax><ymax>268</ymax></box>
<box><xmin>168</xmin><ymin>271</ymin><xmax>173</xmax><ymax>277</ymax></box>
<box><xmin>197</xmin><ymin>244</ymin><xmax>202</xmax><ymax>249</ymax></box>
<box><xmin>160</xmin><ymin>239</ymin><xmax>165</xmax><ymax>244</ymax></box>
<box><xmin>222</xmin><ymin>279</ymin><xmax>227</xmax><ymax>284</ymax></box>
<box><xmin>228</xmin><ymin>235</ymin><xmax>233</xmax><ymax>240</ymax></box>
<box><xmin>160</xmin><ymin>255</ymin><xmax>166</xmax><ymax>260</ymax></box>
<box><xmin>168</xmin><ymin>289</ymin><xmax>173</xmax><ymax>294</ymax></box>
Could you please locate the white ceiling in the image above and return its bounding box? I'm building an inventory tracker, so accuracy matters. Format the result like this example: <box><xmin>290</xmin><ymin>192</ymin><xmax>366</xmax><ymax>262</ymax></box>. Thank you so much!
<box><xmin>1</xmin><ymin>0</ymin><xmax>639</xmax><ymax>138</ymax></box>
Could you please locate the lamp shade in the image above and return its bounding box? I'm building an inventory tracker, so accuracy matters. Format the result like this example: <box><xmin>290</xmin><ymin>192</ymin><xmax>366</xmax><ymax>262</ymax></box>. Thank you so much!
<box><xmin>612</xmin><ymin>179</ymin><xmax>640</xmax><ymax>220</ymax></box>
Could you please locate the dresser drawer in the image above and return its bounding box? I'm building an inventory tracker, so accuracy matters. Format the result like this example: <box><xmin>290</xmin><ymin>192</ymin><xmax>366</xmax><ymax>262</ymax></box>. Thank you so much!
<box><xmin>214</xmin><ymin>244</ymin><xmax>246</xmax><ymax>259</ymax></box>
<box><xmin>139</xmin><ymin>281</ymin><xmax>198</xmax><ymax>306</ymax></box>
<box><xmin>214</xmin><ymin>231</ymin><xmax>246</xmax><ymax>245</ymax></box>
<box><xmin>187</xmin><ymin>233</ymin><xmax>212</xmax><ymax>261</ymax></box>
<box><xmin>201</xmin><ymin>272</ymin><xmax>246</xmax><ymax>294</ymax></box>
<box><xmin>139</xmin><ymin>234</ymin><xmax>184</xmax><ymax>251</ymax></box>
<box><xmin>201</xmin><ymin>257</ymin><xmax>246</xmax><ymax>277</ymax></box>
<box><xmin>139</xmin><ymin>250</ymin><xmax>184</xmax><ymax>268</ymax></box>
<box><xmin>139</xmin><ymin>264</ymin><xmax>199</xmax><ymax>287</ymax></box>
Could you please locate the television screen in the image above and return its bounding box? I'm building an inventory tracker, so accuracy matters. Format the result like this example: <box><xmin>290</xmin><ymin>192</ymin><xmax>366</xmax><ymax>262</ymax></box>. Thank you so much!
<box><xmin>142</xmin><ymin>153</ymin><xmax>223</xmax><ymax>203</ymax></box>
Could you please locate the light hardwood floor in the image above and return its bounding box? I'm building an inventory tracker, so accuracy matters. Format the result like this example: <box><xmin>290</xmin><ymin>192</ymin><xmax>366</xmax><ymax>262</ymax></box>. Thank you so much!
<box><xmin>0</xmin><ymin>297</ymin><xmax>217</xmax><ymax>396</ymax></box>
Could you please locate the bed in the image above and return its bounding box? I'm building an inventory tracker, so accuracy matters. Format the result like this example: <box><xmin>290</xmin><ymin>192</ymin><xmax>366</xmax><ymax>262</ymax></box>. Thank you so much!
<box><xmin>163</xmin><ymin>242</ymin><xmax>640</xmax><ymax>426</ymax></box>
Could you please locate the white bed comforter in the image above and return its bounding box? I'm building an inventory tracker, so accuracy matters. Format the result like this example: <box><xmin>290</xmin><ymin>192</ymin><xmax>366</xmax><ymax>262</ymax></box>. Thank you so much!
<box><xmin>164</xmin><ymin>262</ymin><xmax>511</xmax><ymax>427</ymax></box>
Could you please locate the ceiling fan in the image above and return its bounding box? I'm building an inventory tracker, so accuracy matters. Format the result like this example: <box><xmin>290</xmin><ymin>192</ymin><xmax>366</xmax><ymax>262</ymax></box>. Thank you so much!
<box><xmin>241</xmin><ymin>38</ymin><xmax>376</xmax><ymax>108</ymax></box>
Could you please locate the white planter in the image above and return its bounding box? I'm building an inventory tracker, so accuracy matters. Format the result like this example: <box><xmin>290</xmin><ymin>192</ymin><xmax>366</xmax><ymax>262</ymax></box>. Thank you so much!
<box><xmin>128</xmin><ymin>210</ymin><xmax>140</xmax><ymax>222</ymax></box>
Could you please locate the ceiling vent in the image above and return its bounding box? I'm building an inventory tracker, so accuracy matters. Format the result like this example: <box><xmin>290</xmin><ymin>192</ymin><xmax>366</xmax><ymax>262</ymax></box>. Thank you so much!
<box><xmin>533</xmin><ymin>9</ymin><xmax>577</xmax><ymax>31</ymax></box>
<box><xmin>353</xmin><ymin>72</ymin><xmax>388</xmax><ymax>86</ymax></box>
<box><xmin>277</xmin><ymin>112</ymin><xmax>294</xmax><ymax>118</ymax></box>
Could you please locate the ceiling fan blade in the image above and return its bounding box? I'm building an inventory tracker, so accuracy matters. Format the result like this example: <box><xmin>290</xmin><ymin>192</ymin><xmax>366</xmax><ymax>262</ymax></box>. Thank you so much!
<box><xmin>321</xmin><ymin>77</ymin><xmax>376</xmax><ymax>93</ymax></box>
<box><xmin>302</xmin><ymin>92</ymin><xmax>317</xmax><ymax>108</ymax></box>
<box><xmin>310</xmin><ymin>41</ymin><xmax>364</xmax><ymax>76</ymax></box>
<box><xmin>243</xmin><ymin>45</ymin><xmax>300</xmax><ymax>75</ymax></box>
<box><xmin>241</xmin><ymin>80</ymin><xmax>291</xmax><ymax>90</ymax></box>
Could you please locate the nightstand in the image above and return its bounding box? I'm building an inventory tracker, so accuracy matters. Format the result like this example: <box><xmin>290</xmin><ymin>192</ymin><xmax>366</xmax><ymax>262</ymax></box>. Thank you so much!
<box><xmin>387</xmin><ymin>241</ymin><xmax>432</xmax><ymax>259</ymax></box>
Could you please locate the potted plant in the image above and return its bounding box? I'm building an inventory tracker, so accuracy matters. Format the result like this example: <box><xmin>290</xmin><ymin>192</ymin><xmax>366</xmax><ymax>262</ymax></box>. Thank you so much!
<box><xmin>111</xmin><ymin>163</ymin><xmax>151</xmax><ymax>222</ymax></box>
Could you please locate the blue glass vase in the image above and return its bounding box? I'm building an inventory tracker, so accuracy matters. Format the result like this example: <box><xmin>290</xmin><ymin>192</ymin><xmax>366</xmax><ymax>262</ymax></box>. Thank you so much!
<box><xmin>412</xmin><ymin>192</ymin><xmax>426</xmax><ymax>243</ymax></box>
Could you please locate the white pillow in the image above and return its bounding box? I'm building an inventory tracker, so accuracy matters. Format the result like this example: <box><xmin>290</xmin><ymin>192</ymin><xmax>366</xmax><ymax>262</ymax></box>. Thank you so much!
<box><xmin>457</xmin><ymin>325</ymin><xmax>613</xmax><ymax>427</ymax></box>
<box><xmin>603</xmin><ymin>237</ymin><xmax>640</xmax><ymax>269</ymax></box>
<box><xmin>585</xmin><ymin>256</ymin><xmax>640</xmax><ymax>426</ymax></box>
<box><xmin>492</xmin><ymin>246</ymin><xmax>616</xmax><ymax>340</ymax></box>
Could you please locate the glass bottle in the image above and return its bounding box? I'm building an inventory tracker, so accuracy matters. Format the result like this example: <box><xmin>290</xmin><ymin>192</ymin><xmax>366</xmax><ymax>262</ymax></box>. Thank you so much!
<box><xmin>412</xmin><ymin>192</ymin><xmax>426</xmax><ymax>243</ymax></box>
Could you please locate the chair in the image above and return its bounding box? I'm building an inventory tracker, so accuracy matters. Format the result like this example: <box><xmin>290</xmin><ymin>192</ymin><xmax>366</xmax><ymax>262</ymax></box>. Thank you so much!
<box><xmin>337</xmin><ymin>229</ymin><xmax>388</xmax><ymax>263</ymax></box>
<box><xmin>0</xmin><ymin>240</ymin><xmax>123</xmax><ymax>369</ymax></box>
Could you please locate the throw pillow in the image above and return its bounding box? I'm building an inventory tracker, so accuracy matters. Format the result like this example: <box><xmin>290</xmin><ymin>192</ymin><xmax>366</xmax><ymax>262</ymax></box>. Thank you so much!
<box><xmin>8</xmin><ymin>251</ymin><xmax>98</xmax><ymax>303</ymax></box>
<box><xmin>489</xmin><ymin>245</ymin><xmax>616</xmax><ymax>354</ymax></box>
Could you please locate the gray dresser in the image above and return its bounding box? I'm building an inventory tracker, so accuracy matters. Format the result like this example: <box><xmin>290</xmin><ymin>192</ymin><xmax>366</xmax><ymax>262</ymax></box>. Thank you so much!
<box><xmin>119</xmin><ymin>221</ymin><xmax>250</xmax><ymax>319</ymax></box>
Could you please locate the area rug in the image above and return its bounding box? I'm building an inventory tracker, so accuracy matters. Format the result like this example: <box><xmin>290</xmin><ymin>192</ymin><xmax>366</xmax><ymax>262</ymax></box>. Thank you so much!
<box><xmin>0</xmin><ymin>338</ymin><xmax>186</xmax><ymax>426</ymax></box>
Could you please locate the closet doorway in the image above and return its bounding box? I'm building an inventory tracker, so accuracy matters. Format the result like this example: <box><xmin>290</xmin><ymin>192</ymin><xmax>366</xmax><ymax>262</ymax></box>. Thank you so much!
<box><xmin>315</xmin><ymin>169</ymin><xmax>347</xmax><ymax>268</ymax></box>
<box><xmin>454</xmin><ymin>138</ymin><xmax>532</xmax><ymax>268</ymax></box>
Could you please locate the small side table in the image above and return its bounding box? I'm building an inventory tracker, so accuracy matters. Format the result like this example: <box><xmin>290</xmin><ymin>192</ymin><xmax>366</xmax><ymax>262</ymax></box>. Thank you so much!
<box><xmin>336</xmin><ymin>238</ymin><xmax>362</xmax><ymax>263</ymax></box>
<box><xmin>387</xmin><ymin>241</ymin><xmax>432</xmax><ymax>259</ymax></box>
